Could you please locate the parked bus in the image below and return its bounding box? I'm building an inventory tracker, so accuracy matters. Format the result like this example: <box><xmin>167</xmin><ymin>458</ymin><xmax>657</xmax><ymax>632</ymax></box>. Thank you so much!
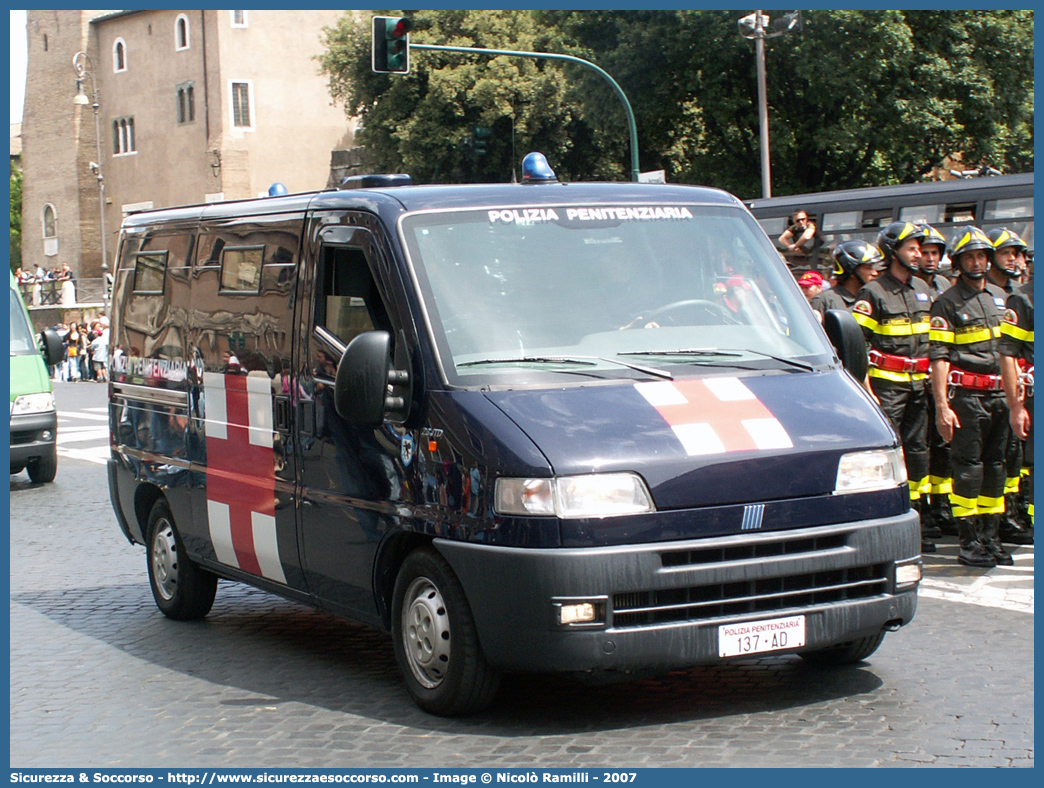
<box><xmin>747</xmin><ymin>172</ymin><xmax>1034</xmax><ymax>274</ymax></box>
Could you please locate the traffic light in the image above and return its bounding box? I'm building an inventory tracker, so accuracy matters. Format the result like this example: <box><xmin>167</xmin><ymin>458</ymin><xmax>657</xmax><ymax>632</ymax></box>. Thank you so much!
<box><xmin>472</xmin><ymin>127</ymin><xmax>492</xmax><ymax>156</ymax></box>
<box><xmin>372</xmin><ymin>16</ymin><xmax>411</xmax><ymax>74</ymax></box>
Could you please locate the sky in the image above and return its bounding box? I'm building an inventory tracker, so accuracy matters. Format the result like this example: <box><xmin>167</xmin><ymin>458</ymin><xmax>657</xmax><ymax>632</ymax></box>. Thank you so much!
<box><xmin>11</xmin><ymin>9</ymin><xmax>27</xmax><ymax>124</ymax></box>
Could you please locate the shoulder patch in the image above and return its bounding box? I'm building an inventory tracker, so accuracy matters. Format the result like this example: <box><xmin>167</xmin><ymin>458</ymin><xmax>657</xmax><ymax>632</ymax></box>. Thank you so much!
<box><xmin>930</xmin><ymin>315</ymin><xmax>949</xmax><ymax>330</ymax></box>
<box><xmin>1003</xmin><ymin>308</ymin><xmax>1019</xmax><ymax>326</ymax></box>
<box><xmin>853</xmin><ymin>300</ymin><xmax>872</xmax><ymax>316</ymax></box>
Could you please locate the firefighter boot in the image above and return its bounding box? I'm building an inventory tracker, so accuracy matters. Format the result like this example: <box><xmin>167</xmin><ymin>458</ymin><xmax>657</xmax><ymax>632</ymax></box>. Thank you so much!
<box><xmin>913</xmin><ymin>499</ymin><xmax>936</xmax><ymax>553</ymax></box>
<box><xmin>999</xmin><ymin>493</ymin><xmax>1034</xmax><ymax>545</ymax></box>
<box><xmin>931</xmin><ymin>494</ymin><xmax>959</xmax><ymax>536</ymax></box>
<box><xmin>920</xmin><ymin>496</ymin><xmax>943</xmax><ymax>539</ymax></box>
<box><xmin>957</xmin><ymin>517</ymin><xmax>996</xmax><ymax>568</ymax></box>
<box><xmin>980</xmin><ymin>514</ymin><xmax>1014</xmax><ymax>566</ymax></box>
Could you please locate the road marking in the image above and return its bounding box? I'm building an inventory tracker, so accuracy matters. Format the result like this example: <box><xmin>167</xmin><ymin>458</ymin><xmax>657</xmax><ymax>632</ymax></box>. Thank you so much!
<box><xmin>56</xmin><ymin>428</ymin><xmax>110</xmax><ymax>444</ymax></box>
<box><xmin>919</xmin><ymin>577</ymin><xmax>1033</xmax><ymax>614</ymax></box>
<box><xmin>58</xmin><ymin>412</ymin><xmax>109</xmax><ymax>422</ymax></box>
<box><xmin>56</xmin><ymin>446</ymin><xmax>109</xmax><ymax>465</ymax></box>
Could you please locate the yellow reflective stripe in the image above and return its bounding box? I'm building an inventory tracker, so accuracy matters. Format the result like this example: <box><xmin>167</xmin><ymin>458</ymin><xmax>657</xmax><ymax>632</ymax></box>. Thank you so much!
<box><xmin>1028</xmin><ymin>503</ymin><xmax>1034</xmax><ymax>524</ymax></box>
<box><xmin>1005</xmin><ymin>476</ymin><xmax>1022</xmax><ymax>494</ymax></box>
<box><xmin>852</xmin><ymin>312</ymin><xmax>879</xmax><ymax>331</ymax></box>
<box><xmin>953</xmin><ymin>327</ymin><xmax>994</xmax><ymax>344</ymax></box>
<box><xmin>1000</xmin><ymin>322</ymin><xmax>1034</xmax><ymax>343</ymax></box>
<box><xmin>870</xmin><ymin>321</ymin><xmax>930</xmax><ymax>337</ymax></box>
<box><xmin>929</xmin><ymin>329</ymin><xmax>955</xmax><ymax>343</ymax></box>
<box><xmin>1021</xmin><ymin>467</ymin><xmax>1031</xmax><ymax>478</ymax></box>
<box><xmin>929</xmin><ymin>476</ymin><xmax>953</xmax><ymax>495</ymax></box>
<box><xmin>977</xmin><ymin>495</ymin><xmax>1005</xmax><ymax>515</ymax></box>
<box><xmin>950</xmin><ymin>493</ymin><xmax>978</xmax><ymax>518</ymax></box>
<box><xmin>868</xmin><ymin>368</ymin><xmax>928</xmax><ymax>382</ymax></box>
<box><xmin>909</xmin><ymin>488</ymin><xmax>922</xmax><ymax>502</ymax></box>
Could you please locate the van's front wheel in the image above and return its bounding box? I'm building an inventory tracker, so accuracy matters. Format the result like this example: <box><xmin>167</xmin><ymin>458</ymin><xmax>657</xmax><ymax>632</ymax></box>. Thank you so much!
<box><xmin>147</xmin><ymin>499</ymin><xmax>217</xmax><ymax>621</ymax></box>
<box><xmin>27</xmin><ymin>446</ymin><xmax>57</xmax><ymax>483</ymax></box>
<box><xmin>392</xmin><ymin>548</ymin><xmax>500</xmax><ymax>716</ymax></box>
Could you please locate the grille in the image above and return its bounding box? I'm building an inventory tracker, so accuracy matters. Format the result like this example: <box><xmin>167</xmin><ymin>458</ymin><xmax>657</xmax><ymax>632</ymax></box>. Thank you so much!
<box><xmin>612</xmin><ymin>563</ymin><xmax>890</xmax><ymax>628</ymax></box>
<box><xmin>660</xmin><ymin>532</ymin><xmax>848</xmax><ymax>567</ymax></box>
<box><xmin>10</xmin><ymin>431</ymin><xmax>36</xmax><ymax>445</ymax></box>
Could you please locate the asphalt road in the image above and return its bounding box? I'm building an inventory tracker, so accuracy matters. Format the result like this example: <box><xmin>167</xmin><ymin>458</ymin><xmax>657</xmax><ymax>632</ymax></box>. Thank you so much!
<box><xmin>8</xmin><ymin>381</ymin><xmax>1034</xmax><ymax>768</ymax></box>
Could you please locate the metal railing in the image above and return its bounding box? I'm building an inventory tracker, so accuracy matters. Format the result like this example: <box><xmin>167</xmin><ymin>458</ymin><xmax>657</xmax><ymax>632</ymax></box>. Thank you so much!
<box><xmin>17</xmin><ymin>277</ymin><xmax>109</xmax><ymax>307</ymax></box>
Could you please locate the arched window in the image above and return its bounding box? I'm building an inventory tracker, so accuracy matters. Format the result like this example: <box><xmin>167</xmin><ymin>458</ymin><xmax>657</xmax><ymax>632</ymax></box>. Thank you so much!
<box><xmin>42</xmin><ymin>204</ymin><xmax>56</xmax><ymax>238</ymax></box>
<box><xmin>112</xmin><ymin>116</ymin><xmax>137</xmax><ymax>154</ymax></box>
<box><xmin>113</xmin><ymin>38</ymin><xmax>127</xmax><ymax>72</ymax></box>
<box><xmin>175</xmin><ymin>14</ymin><xmax>190</xmax><ymax>50</ymax></box>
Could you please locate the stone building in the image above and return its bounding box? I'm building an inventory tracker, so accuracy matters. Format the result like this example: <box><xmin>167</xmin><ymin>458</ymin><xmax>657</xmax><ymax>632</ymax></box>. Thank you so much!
<box><xmin>20</xmin><ymin>9</ymin><xmax>358</xmax><ymax>284</ymax></box>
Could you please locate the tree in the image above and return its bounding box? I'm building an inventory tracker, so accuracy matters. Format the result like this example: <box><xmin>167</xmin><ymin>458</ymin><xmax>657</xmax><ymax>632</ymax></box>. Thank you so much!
<box><xmin>320</xmin><ymin>10</ymin><xmax>1034</xmax><ymax>197</ymax></box>
<box><xmin>319</xmin><ymin>10</ymin><xmax>634</xmax><ymax>183</ymax></box>
<box><xmin>10</xmin><ymin>167</ymin><xmax>23</xmax><ymax>273</ymax></box>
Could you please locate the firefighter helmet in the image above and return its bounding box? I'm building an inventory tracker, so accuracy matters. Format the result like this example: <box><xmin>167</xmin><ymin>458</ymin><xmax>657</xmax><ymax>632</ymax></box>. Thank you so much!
<box><xmin>832</xmin><ymin>240</ymin><xmax>883</xmax><ymax>281</ymax></box>
<box><xmin>949</xmin><ymin>226</ymin><xmax>993</xmax><ymax>279</ymax></box>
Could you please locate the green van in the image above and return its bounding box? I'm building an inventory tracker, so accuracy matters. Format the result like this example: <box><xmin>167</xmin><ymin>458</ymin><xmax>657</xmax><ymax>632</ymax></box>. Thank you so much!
<box><xmin>9</xmin><ymin>271</ymin><xmax>63</xmax><ymax>483</ymax></box>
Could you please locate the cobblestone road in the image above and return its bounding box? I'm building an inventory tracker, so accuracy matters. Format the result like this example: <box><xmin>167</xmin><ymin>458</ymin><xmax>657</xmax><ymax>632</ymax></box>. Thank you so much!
<box><xmin>9</xmin><ymin>383</ymin><xmax>1034</xmax><ymax>768</ymax></box>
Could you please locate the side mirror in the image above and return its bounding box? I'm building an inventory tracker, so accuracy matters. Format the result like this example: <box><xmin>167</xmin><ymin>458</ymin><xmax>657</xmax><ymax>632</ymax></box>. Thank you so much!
<box><xmin>334</xmin><ymin>331</ymin><xmax>412</xmax><ymax>425</ymax></box>
<box><xmin>40</xmin><ymin>328</ymin><xmax>64</xmax><ymax>367</ymax></box>
<box><xmin>822</xmin><ymin>309</ymin><xmax>868</xmax><ymax>381</ymax></box>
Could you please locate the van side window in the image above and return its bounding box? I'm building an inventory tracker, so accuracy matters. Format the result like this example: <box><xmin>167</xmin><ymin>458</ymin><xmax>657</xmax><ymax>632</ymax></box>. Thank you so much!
<box><xmin>317</xmin><ymin>247</ymin><xmax>390</xmax><ymax>345</ymax></box>
<box><xmin>133</xmin><ymin>251</ymin><xmax>168</xmax><ymax>293</ymax></box>
<box><xmin>219</xmin><ymin>245</ymin><xmax>264</xmax><ymax>293</ymax></box>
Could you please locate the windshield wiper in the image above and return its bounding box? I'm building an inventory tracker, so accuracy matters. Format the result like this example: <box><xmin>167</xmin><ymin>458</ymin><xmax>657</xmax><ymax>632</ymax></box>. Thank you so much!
<box><xmin>620</xmin><ymin>347</ymin><xmax>815</xmax><ymax>373</ymax></box>
<box><xmin>458</xmin><ymin>355</ymin><xmax>673</xmax><ymax>380</ymax></box>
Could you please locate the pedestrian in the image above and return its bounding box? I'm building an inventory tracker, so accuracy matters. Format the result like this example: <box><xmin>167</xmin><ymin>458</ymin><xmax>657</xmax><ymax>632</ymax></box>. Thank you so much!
<box><xmin>90</xmin><ymin>323</ymin><xmax>109</xmax><ymax>383</ymax></box>
<box><xmin>929</xmin><ymin>226</ymin><xmax>1012</xmax><ymax>567</ymax></box>
<box><xmin>797</xmin><ymin>270</ymin><xmax>823</xmax><ymax>303</ymax></box>
<box><xmin>917</xmin><ymin>223</ymin><xmax>959</xmax><ymax>539</ymax></box>
<box><xmin>988</xmin><ymin>228</ymin><xmax>1034</xmax><ymax>545</ymax></box>
<box><xmin>810</xmin><ymin>240</ymin><xmax>882</xmax><ymax>321</ymax></box>
<box><xmin>65</xmin><ymin>322</ymin><xmax>87</xmax><ymax>382</ymax></box>
<box><xmin>853</xmin><ymin>221</ymin><xmax>934</xmax><ymax>552</ymax></box>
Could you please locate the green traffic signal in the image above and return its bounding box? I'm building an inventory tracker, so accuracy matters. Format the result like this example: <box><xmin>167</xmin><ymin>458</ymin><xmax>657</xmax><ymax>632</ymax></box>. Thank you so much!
<box><xmin>371</xmin><ymin>15</ymin><xmax>411</xmax><ymax>74</ymax></box>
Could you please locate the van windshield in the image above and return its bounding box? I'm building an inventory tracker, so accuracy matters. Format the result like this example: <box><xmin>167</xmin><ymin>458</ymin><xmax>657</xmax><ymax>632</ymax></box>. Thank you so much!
<box><xmin>400</xmin><ymin>203</ymin><xmax>834</xmax><ymax>386</ymax></box>
<box><xmin>10</xmin><ymin>288</ymin><xmax>39</xmax><ymax>357</ymax></box>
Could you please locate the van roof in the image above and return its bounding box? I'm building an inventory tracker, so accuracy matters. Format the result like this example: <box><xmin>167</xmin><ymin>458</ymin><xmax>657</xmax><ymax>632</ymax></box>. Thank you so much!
<box><xmin>120</xmin><ymin>181</ymin><xmax>745</xmax><ymax>229</ymax></box>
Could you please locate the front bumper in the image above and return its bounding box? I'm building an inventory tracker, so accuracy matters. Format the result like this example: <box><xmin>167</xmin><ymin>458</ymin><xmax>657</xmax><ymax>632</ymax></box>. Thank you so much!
<box><xmin>436</xmin><ymin>511</ymin><xmax>920</xmax><ymax>673</ymax></box>
<box><xmin>9</xmin><ymin>410</ymin><xmax>57</xmax><ymax>468</ymax></box>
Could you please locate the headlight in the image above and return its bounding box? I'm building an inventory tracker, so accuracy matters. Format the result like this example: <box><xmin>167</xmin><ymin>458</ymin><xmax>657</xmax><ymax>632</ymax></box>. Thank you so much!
<box><xmin>834</xmin><ymin>448</ymin><xmax>906</xmax><ymax>494</ymax></box>
<box><xmin>495</xmin><ymin>473</ymin><xmax>654</xmax><ymax>518</ymax></box>
<box><xmin>11</xmin><ymin>393</ymin><xmax>56</xmax><ymax>416</ymax></box>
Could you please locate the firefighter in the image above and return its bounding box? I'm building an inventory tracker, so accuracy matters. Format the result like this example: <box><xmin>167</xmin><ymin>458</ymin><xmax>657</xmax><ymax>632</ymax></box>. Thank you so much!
<box><xmin>917</xmin><ymin>223</ymin><xmax>957</xmax><ymax>538</ymax></box>
<box><xmin>999</xmin><ymin>269</ymin><xmax>1033</xmax><ymax>544</ymax></box>
<box><xmin>810</xmin><ymin>240</ymin><xmax>882</xmax><ymax>321</ymax></box>
<box><xmin>990</xmin><ymin>228</ymin><xmax>1034</xmax><ymax>545</ymax></box>
<box><xmin>929</xmin><ymin>227</ymin><xmax>1012</xmax><ymax>567</ymax></box>
<box><xmin>852</xmin><ymin>222</ymin><xmax>934</xmax><ymax>552</ymax></box>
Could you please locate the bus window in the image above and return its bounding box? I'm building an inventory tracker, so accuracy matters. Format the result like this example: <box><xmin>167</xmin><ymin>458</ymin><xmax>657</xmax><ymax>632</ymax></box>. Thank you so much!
<box><xmin>821</xmin><ymin>211</ymin><xmax>859</xmax><ymax>232</ymax></box>
<box><xmin>944</xmin><ymin>202</ymin><xmax>976</xmax><ymax>224</ymax></box>
<box><xmin>757</xmin><ymin>217</ymin><xmax>787</xmax><ymax>238</ymax></box>
<box><xmin>860</xmin><ymin>208</ymin><xmax>893</xmax><ymax>228</ymax></box>
<box><xmin>984</xmin><ymin>197</ymin><xmax>1033</xmax><ymax>221</ymax></box>
<box><xmin>899</xmin><ymin>204</ymin><xmax>944</xmax><ymax>225</ymax></box>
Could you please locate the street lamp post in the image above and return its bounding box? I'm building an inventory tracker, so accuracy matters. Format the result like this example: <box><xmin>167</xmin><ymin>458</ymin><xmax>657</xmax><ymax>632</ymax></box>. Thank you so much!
<box><xmin>72</xmin><ymin>51</ymin><xmax>109</xmax><ymax>311</ymax></box>
<box><xmin>738</xmin><ymin>10</ymin><xmax>803</xmax><ymax>199</ymax></box>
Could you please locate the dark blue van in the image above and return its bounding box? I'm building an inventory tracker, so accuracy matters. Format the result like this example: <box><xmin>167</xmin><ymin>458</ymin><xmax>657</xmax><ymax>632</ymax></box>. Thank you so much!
<box><xmin>108</xmin><ymin>160</ymin><xmax>920</xmax><ymax>715</ymax></box>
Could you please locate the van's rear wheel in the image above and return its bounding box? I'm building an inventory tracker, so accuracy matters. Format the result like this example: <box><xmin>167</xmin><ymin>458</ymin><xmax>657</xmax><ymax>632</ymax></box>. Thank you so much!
<box><xmin>147</xmin><ymin>499</ymin><xmax>217</xmax><ymax>621</ymax></box>
<box><xmin>27</xmin><ymin>446</ymin><xmax>57</xmax><ymax>483</ymax></box>
<box><xmin>800</xmin><ymin>632</ymin><xmax>886</xmax><ymax>666</ymax></box>
<box><xmin>392</xmin><ymin>548</ymin><xmax>500</xmax><ymax>716</ymax></box>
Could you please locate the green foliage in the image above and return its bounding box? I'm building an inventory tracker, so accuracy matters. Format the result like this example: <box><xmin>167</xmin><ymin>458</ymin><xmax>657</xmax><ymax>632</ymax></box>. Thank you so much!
<box><xmin>319</xmin><ymin>10</ymin><xmax>1034</xmax><ymax>197</ymax></box>
<box><xmin>10</xmin><ymin>167</ymin><xmax>23</xmax><ymax>273</ymax></box>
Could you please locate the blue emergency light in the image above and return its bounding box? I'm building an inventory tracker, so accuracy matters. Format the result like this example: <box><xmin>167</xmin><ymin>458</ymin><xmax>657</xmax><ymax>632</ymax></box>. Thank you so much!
<box><xmin>268</xmin><ymin>182</ymin><xmax>288</xmax><ymax>196</ymax></box>
<box><xmin>521</xmin><ymin>152</ymin><xmax>557</xmax><ymax>183</ymax></box>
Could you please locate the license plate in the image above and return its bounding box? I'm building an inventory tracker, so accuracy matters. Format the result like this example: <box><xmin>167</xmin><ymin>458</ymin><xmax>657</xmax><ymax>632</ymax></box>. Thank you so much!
<box><xmin>718</xmin><ymin>614</ymin><xmax>806</xmax><ymax>657</ymax></box>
